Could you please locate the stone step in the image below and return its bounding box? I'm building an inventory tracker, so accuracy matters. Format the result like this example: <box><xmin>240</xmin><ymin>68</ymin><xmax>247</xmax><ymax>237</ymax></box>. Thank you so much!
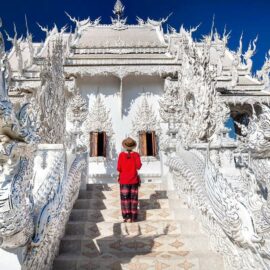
<box><xmin>78</xmin><ymin>189</ymin><xmax>170</xmax><ymax>200</ymax></box>
<box><xmin>166</xmin><ymin>190</ymin><xmax>180</xmax><ymax>200</ymax></box>
<box><xmin>65</xmin><ymin>220</ymin><xmax>201</xmax><ymax>238</ymax></box>
<box><xmin>66</xmin><ymin>220</ymin><xmax>180</xmax><ymax>238</ymax></box>
<box><xmin>69</xmin><ymin>208</ymin><xmax>196</xmax><ymax>222</ymax></box>
<box><xmin>86</xmin><ymin>183</ymin><xmax>163</xmax><ymax>191</ymax></box>
<box><xmin>59</xmin><ymin>234</ymin><xmax>211</xmax><ymax>255</ymax></box>
<box><xmin>53</xmin><ymin>183</ymin><xmax>224</xmax><ymax>270</ymax></box>
<box><xmin>53</xmin><ymin>252</ymin><xmax>224</xmax><ymax>270</ymax></box>
<box><xmin>168</xmin><ymin>198</ymin><xmax>189</xmax><ymax>210</ymax></box>
<box><xmin>69</xmin><ymin>208</ymin><xmax>177</xmax><ymax>222</ymax></box>
<box><xmin>73</xmin><ymin>198</ymin><xmax>172</xmax><ymax>210</ymax></box>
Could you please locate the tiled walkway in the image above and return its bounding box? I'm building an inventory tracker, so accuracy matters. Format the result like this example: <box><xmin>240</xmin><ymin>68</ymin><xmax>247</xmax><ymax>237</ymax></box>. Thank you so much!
<box><xmin>53</xmin><ymin>183</ymin><xmax>224</xmax><ymax>270</ymax></box>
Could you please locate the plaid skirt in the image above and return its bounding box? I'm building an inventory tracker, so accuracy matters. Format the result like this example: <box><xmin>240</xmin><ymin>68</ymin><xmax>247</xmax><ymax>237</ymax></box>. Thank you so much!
<box><xmin>120</xmin><ymin>184</ymin><xmax>139</xmax><ymax>221</ymax></box>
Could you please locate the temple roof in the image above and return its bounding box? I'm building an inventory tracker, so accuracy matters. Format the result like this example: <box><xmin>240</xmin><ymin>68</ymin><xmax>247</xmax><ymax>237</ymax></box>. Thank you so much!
<box><xmin>75</xmin><ymin>25</ymin><xmax>166</xmax><ymax>49</ymax></box>
<box><xmin>5</xmin><ymin>0</ymin><xmax>270</xmax><ymax>100</ymax></box>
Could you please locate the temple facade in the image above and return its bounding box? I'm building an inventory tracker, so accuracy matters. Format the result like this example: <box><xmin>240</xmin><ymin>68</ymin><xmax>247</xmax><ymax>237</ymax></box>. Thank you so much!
<box><xmin>7</xmin><ymin>1</ymin><xmax>270</xmax><ymax>185</ymax></box>
<box><xmin>2</xmin><ymin>1</ymin><xmax>270</xmax><ymax>269</ymax></box>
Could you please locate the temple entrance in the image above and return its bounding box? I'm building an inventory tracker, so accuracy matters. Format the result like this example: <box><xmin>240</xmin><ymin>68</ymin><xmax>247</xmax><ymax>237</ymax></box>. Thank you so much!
<box><xmin>90</xmin><ymin>131</ymin><xmax>107</xmax><ymax>157</ymax></box>
<box><xmin>139</xmin><ymin>131</ymin><xmax>157</xmax><ymax>157</ymax></box>
<box><xmin>78</xmin><ymin>75</ymin><xmax>163</xmax><ymax>183</ymax></box>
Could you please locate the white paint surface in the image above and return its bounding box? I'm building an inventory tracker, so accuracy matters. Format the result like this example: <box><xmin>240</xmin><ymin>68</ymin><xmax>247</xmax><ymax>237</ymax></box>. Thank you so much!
<box><xmin>78</xmin><ymin>75</ymin><xmax>165</xmax><ymax>183</ymax></box>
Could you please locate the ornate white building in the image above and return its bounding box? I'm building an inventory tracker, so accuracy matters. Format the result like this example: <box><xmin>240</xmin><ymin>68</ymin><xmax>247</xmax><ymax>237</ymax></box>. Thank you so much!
<box><xmin>2</xmin><ymin>1</ymin><xmax>270</xmax><ymax>269</ymax></box>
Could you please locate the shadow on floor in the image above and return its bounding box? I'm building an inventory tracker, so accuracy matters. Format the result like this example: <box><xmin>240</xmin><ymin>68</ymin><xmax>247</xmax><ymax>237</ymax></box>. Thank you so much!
<box><xmin>55</xmin><ymin>184</ymin><xmax>173</xmax><ymax>270</ymax></box>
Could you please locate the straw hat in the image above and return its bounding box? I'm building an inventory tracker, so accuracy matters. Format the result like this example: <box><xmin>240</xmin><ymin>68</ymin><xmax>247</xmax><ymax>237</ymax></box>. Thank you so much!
<box><xmin>122</xmin><ymin>137</ymin><xmax>137</xmax><ymax>151</ymax></box>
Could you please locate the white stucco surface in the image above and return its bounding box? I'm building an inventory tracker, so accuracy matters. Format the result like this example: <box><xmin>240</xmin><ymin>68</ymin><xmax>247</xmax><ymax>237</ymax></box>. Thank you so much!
<box><xmin>0</xmin><ymin>248</ymin><xmax>25</xmax><ymax>270</ymax></box>
<box><xmin>78</xmin><ymin>75</ymin><xmax>165</xmax><ymax>183</ymax></box>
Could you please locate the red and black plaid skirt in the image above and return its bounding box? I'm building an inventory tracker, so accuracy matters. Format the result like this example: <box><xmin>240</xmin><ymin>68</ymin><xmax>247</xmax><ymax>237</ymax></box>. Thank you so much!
<box><xmin>120</xmin><ymin>184</ymin><xmax>139</xmax><ymax>221</ymax></box>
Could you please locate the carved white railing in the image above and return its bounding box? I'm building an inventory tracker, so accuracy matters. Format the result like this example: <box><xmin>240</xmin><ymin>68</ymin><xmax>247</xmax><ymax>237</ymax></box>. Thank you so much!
<box><xmin>0</xmin><ymin>142</ymin><xmax>86</xmax><ymax>270</ymax></box>
<box><xmin>167</xmin><ymin>145</ymin><xmax>270</xmax><ymax>270</ymax></box>
<box><xmin>22</xmin><ymin>146</ymin><xmax>86</xmax><ymax>270</ymax></box>
<box><xmin>0</xmin><ymin>22</ymin><xmax>90</xmax><ymax>269</ymax></box>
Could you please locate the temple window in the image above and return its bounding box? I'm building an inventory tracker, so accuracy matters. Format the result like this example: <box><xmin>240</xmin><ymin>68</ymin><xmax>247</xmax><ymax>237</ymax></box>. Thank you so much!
<box><xmin>230</xmin><ymin>111</ymin><xmax>250</xmax><ymax>137</ymax></box>
<box><xmin>139</xmin><ymin>131</ymin><xmax>157</xmax><ymax>157</ymax></box>
<box><xmin>225</xmin><ymin>117</ymin><xmax>236</xmax><ymax>139</ymax></box>
<box><xmin>90</xmin><ymin>131</ymin><xmax>106</xmax><ymax>157</ymax></box>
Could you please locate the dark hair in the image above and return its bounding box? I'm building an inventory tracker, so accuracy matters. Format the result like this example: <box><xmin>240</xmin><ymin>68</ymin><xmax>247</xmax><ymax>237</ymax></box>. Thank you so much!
<box><xmin>127</xmin><ymin>149</ymin><xmax>132</xmax><ymax>159</ymax></box>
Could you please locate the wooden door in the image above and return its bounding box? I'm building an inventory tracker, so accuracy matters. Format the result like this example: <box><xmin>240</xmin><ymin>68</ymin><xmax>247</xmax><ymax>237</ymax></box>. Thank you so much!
<box><xmin>102</xmin><ymin>132</ymin><xmax>106</xmax><ymax>157</ymax></box>
<box><xmin>90</xmin><ymin>132</ymin><xmax>98</xmax><ymax>157</ymax></box>
<box><xmin>151</xmin><ymin>131</ymin><xmax>157</xmax><ymax>156</ymax></box>
<box><xmin>139</xmin><ymin>131</ymin><xmax>147</xmax><ymax>156</ymax></box>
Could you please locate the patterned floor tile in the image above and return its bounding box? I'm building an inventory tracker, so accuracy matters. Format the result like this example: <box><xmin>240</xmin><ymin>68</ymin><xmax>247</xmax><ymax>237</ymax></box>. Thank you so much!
<box><xmin>54</xmin><ymin>184</ymin><xmax>224</xmax><ymax>270</ymax></box>
<box><xmin>126</xmin><ymin>261</ymin><xmax>151</xmax><ymax>270</ymax></box>
<box><xmin>178</xmin><ymin>259</ymin><xmax>195</xmax><ymax>270</ymax></box>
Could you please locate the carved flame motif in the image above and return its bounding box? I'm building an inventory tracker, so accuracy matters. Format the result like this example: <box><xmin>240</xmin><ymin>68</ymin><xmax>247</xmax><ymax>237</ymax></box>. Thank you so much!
<box><xmin>81</xmin><ymin>94</ymin><xmax>113</xmax><ymax>151</ymax></box>
<box><xmin>38</xmin><ymin>38</ymin><xmax>66</xmax><ymax>144</ymax></box>
<box><xmin>67</xmin><ymin>93</ymin><xmax>88</xmax><ymax>125</ymax></box>
<box><xmin>132</xmin><ymin>95</ymin><xmax>161</xmax><ymax>137</ymax></box>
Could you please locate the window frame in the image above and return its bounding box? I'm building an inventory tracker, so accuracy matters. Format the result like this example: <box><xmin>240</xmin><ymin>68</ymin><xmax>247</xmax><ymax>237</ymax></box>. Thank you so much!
<box><xmin>139</xmin><ymin>131</ymin><xmax>157</xmax><ymax>157</ymax></box>
<box><xmin>90</xmin><ymin>131</ymin><xmax>107</xmax><ymax>158</ymax></box>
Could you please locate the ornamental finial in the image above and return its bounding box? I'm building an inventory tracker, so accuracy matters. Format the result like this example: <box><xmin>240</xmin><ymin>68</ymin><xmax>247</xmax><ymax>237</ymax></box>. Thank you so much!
<box><xmin>113</xmin><ymin>0</ymin><xmax>125</xmax><ymax>21</ymax></box>
<box><xmin>0</xmin><ymin>18</ymin><xmax>5</xmax><ymax>55</ymax></box>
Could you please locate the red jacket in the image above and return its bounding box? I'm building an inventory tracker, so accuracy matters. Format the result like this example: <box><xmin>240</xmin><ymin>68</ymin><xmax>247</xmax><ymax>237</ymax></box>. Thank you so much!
<box><xmin>117</xmin><ymin>151</ymin><xmax>142</xmax><ymax>184</ymax></box>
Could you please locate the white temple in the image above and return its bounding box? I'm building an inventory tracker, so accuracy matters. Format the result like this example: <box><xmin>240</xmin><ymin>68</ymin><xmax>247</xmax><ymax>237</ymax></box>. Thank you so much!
<box><xmin>1</xmin><ymin>0</ymin><xmax>270</xmax><ymax>269</ymax></box>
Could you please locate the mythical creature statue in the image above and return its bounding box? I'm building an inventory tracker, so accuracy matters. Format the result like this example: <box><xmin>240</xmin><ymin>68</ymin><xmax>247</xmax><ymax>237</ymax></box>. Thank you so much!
<box><xmin>205</xmin><ymin>158</ymin><xmax>267</xmax><ymax>255</ymax></box>
<box><xmin>0</xmin><ymin>21</ymin><xmax>86</xmax><ymax>270</ymax></box>
<box><xmin>165</xmin><ymin>25</ymin><xmax>270</xmax><ymax>269</ymax></box>
<box><xmin>238</xmin><ymin>104</ymin><xmax>270</xmax><ymax>158</ymax></box>
<box><xmin>0</xmin><ymin>78</ymin><xmax>39</xmax><ymax>250</ymax></box>
<box><xmin>0</xmin><ymin>20</ymin><xmax>38</xmax><ymax>250</ymax></box>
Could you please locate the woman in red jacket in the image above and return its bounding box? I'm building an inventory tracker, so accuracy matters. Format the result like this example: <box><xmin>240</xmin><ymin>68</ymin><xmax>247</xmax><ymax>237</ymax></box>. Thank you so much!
<box><xmin>117</xmin><ymin>137</ymin><xmax>142</xmax><ymax>223</ymax></box>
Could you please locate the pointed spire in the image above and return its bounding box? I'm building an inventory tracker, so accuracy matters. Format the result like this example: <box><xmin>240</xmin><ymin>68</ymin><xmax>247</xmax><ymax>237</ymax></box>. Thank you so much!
<box><xmin>237</xmin><ymin>32</ymin><xmax>243</xmax><ymax>56</ymax></box>
<box><xmin>113</xmin><ymin>0</ymin><xmax>125</xmax><ymax>21</ymax></box>
<box><xmin>111</xmin><ymin>0</ymin><xmax>127</xmax><ymax>29</ymax></box>
<box><xmin>210</xmin><ymin>14</ymin><xmax>215</xmax><ymax>41</ymax></box>
<box><xmin>25</xmin><ymin>14</ymin><xmax>30</xmax><ymax>37</ymax></box>
<box><xmin>0</xmin><ymin>18</ymin><xmax>5</xmax><ymax>55</ymax></box>
<box><xmin>0</xmin><ymin>17</ymin><xmax>7</xmax><ymax>98</ymax></box>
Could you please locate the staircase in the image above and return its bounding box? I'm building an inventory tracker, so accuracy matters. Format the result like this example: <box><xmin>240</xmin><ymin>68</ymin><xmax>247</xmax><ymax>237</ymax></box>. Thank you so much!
<box><xmin>53</xmin><ymin>183</ymin><xmax>224</xmax><ymax>270</ymax></box>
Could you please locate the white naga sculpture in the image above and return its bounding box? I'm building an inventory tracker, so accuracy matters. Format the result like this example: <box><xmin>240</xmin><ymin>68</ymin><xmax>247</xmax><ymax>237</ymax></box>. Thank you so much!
<box><xmin>165</xmin><ymin>29</ymin><xmax>270</xmax><ymax>270</ymax></box>
<box><xmin>0</xmin><ymin>22</ymin><xmax>86</xmax><ymax>270</ymax></box>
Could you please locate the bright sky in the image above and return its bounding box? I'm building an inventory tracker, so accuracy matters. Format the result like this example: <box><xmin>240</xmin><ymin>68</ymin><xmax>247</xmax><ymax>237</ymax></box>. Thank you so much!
<box><xmin>1</xmin><ymin>0</ymin><xmax>270</xmax><ymax>72</ymax></box>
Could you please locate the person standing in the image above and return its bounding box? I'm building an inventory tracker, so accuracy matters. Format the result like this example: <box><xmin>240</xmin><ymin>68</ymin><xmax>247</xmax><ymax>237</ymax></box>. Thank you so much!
<box><xmin>117</xmin><ymin>137</ymin><xmax>142</xmax><ymax>223</ymax></box>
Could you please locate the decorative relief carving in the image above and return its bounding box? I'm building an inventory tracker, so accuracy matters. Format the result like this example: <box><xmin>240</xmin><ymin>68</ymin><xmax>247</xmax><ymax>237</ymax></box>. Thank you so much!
<box><xmin>111</xmin><ymin>0</ymin><xmax>127</xmax><ymax>30</ymax></box>
<box><xmin>64</xmin><ymin>65</ymin><xmax>180</xmax><ymax>79</ymax></box>
<box><xmin>81</xmin><ymin>94</ymin><xmax>113</xmax><ymax>158</ymax></box>
<box><xmin>132</xmin><ymin>95</ymin><xmax>161</xmax><ymax>137</ymax></box>
<box><xmin>159</xmin><ymin>77</ymin><xmax>182</xmax><ymax>123</ymax></box>
<box><xmin>37</xmin><ymin>38</ymin><xmax>66</xmax><ymax>144</ymax></box>
<box><xmin>67</xmin><ymin>93</ymin><xmax>88</xmax><ymax>127</ymax></box>
<box><xmin>131</xmin><ymin>95</ymin><xmax>161</xmax><ymax>161</ymax></box>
